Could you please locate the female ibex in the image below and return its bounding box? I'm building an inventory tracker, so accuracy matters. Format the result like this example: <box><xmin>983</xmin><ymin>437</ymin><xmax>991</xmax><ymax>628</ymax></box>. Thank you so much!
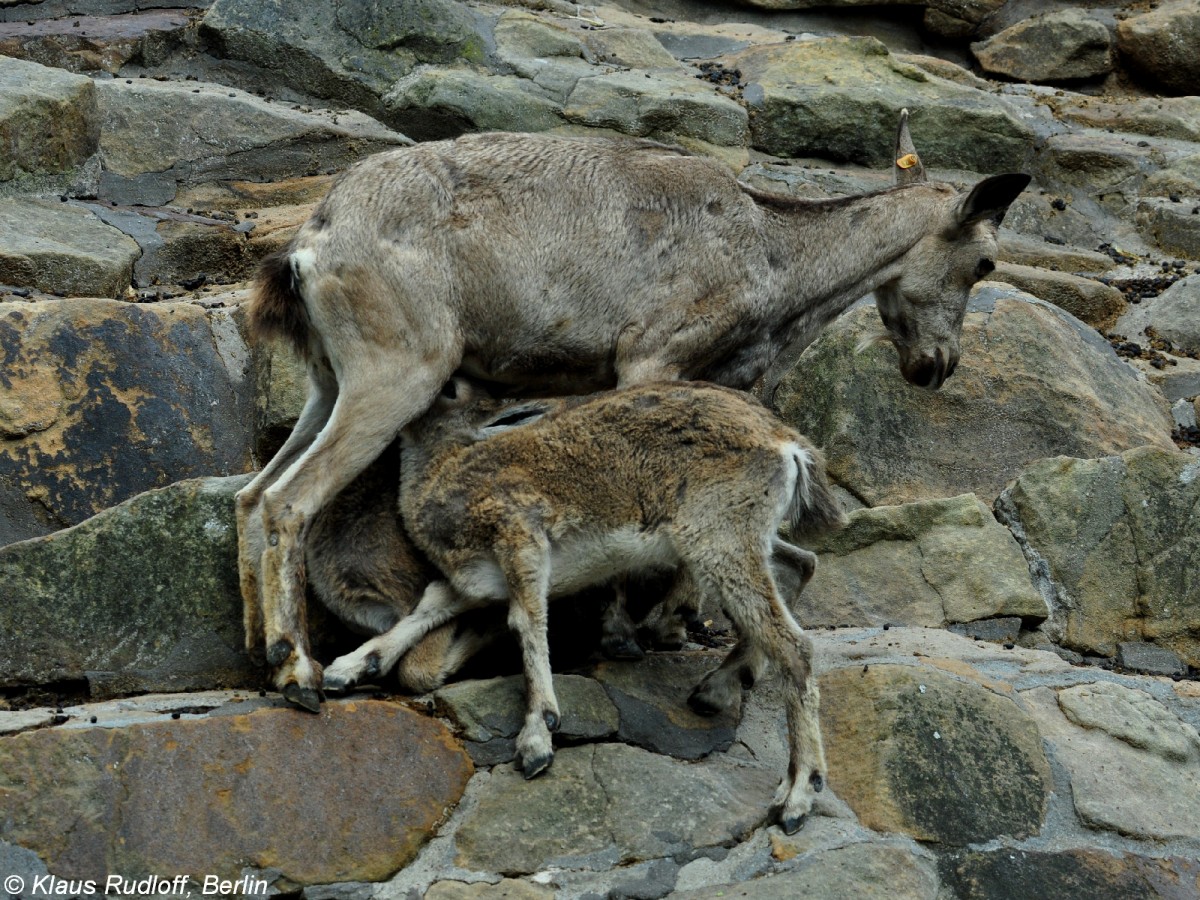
<box><xmin>321</xmin><ymin>380</ymin><xmax>846</xmax><ymax>835</ymax></box>
<box><xmin>239</xmin><ymin>111</ymin><xmax>1030</xmax><ymax>708</ymax></box>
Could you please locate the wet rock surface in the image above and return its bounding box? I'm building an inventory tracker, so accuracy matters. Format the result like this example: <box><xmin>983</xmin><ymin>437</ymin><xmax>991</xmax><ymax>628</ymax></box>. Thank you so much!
<box><xmin>1</xmin><ymin>0</ymin><xmax>1199</xmax><ymax>896</ymax></box>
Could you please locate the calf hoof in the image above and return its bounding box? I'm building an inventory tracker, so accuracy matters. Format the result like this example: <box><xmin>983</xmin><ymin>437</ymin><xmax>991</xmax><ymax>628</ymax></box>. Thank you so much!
<box><xmin>282</xmin><ymin>683</ymin><xmax>322</xmax><ymax>713</ymax></box>
<box><xmin>266</xmin><ymin>639</ymin><xmax>294</xmax><ymax>668</ymax></box>
<box><xmin>520</xmin><ymin>750</ymin><xmax>554</xmax><ymax>780</ymax></box>
<box><xmin>601</xmin><ymin>634</ymin><xmax>644</xmax><ymax>661</ymax></box>
<box><xmin>322</xmin><ymin>671</ymin><xmax>353</xmax><ymax>695</ymax></box>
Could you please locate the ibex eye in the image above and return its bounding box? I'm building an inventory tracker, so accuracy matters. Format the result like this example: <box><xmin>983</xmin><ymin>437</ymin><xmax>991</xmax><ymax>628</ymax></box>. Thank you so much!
<box><xmin>976</xmin><ymin>258</ymin><xmax>996</xmax><ymax>278</ymax></box>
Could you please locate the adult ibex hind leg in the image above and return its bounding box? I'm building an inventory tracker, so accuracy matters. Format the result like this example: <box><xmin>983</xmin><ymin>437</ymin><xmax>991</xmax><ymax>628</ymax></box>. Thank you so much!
<box><xmin>254</xmin><ymin>267</ymin><xmax>464</xmax><ymax>711</ymax></box>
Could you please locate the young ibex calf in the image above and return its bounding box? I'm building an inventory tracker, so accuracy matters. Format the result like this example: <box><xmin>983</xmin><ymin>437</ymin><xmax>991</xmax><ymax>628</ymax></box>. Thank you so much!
<box><xmin>322</xmin><ymin>381</ymin><xmax>846</xmax><ymax>834</ymax></box>
<box><xmin>240</xmin><ymin>110</ymin><xmax>1030</xmax><ymax>708</ymax></box>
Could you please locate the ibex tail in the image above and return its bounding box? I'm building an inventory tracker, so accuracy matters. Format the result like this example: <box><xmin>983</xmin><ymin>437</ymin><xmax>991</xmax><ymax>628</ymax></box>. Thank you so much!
<box><xmin>248</xmin><ymin>245</ymin><xmax>311</xmax><ymax>360</ymax></box>
<box><xmin>787</xmin><ymin>444</ymin><xmax>847</xmax><ymax>537</ymax></box>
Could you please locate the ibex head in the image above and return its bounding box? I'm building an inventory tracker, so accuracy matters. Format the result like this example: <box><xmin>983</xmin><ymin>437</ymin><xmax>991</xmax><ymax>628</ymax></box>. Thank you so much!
<box><xmin>874</xmin><ymin>110</ymin><xmax>1030</xmax><ymax>389</ymax></box>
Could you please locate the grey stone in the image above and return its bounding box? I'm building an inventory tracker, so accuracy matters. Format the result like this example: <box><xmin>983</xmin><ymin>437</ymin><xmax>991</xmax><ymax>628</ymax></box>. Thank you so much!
<box><xmin>672</xmin><ymin>843</ymin><xmax>939</xmax><ymax>899</ymax></box>
<box><xmin>972</xmin><ymin>10</ymin><xmax>1113</xmax><ymax>83</ymax></box>
<box><xmin>820</xmin><ymin>665</ymin><xmax>1051</xmax><ymax>846</ymax></box>
<box><xmin>434</xmin><ymin>674</ymin><xmax>618</xmax><ymax>745</ymax></box>
<box><xmin>1057</xmin><ymin>680</ymin><xmax>1199</xmax><ymax>761</ymax></box>
<box><xmin>1024</xmin><ymin>685</ymin><xmax>1200</xmax><ymax>841</ymax></box>
<box><xmin>726</xmin><ymin>36</ymin><xmax>1033</xmax><ymax>172</ymax></box>
<box><xmin>1137</xmin><ymin>197</ymin><xmax>1200</xmax><ymax>260</ymax></box>
<box><xmin>940</xmin><ymin>848</ymin><xmax>1200</xmax><ymax>900</ymax></box>
<box><xmin>0</xmin><ymin>699</ymin><xmax>473</xmax><ymax>886</ymax></box>
<box><xmin>1117</xmin><ymin>0</ymin><xmax>1200</xmax><ymax>95</ymax></box>
<box><xmin>384</xmin><ymin>67</ymin><xmax>563</xmax><ymax>142</ymax></box>
<box><xmin>0</xmin><ymin>198</ymin><xmax>139</xmax><ymax>297</ymax></box>
<box><xmin>453</xmin><ymin>744</ymin><xmax>776</xmax><ymax>875</ymax></box>
<box><xmin>0</xmin><ymin>475</ymin><xmax>254</xmax><ymax>693</ymax></box>
<box><xmin>95</xmin><ymin>77</ymin><xmax>408</xmax><ymax>206</ymax></box>
<box><xmin>589</xmin><ymin>652</ymin><xmax>738</xmax><ymax>759</ymax></box>
<box><xmin>948</xmin><ymin>617</ymin><xmax>1022</xmax><ymax>644</ymax></box>
<box><xmin>990</xmin><ymin>262</ymin><xmax>1125</xmax><ymax>333</ymax></box>
<box><xmin>563</xmin><ymin>69</ymin><xmax>748</xmax><ymax>149</ymax></box>
<box><xmin>803</xmin><ymin>494</ymin><xmax>1046</xmax><ymax>630</ymax></box>
<box><xmin>996</xmin><ymin>447</ymin><xmax>1200</xmax><ymax>667</ymax></box>
<box><xmin>1116</xmin><ymin>642</ymin><xmax>1187</xmax><ymax>679</ymax></box>
<box><xmin>1142</xmin><ymin>274</ymin><xmax>1200</xmax><ymax>355</ymax></box>
<box><xmin>0</xmin><ymin>11</ymin><xmax>191</xmax><ymax>75</ymax></box>
<box><xmin>0</xmin><ymin>55</ymin><xmax>98</xmax><ymax>182</ymax></box>
<box><xmin>775</xmin><ymin>287</ymin><xmax>1174</xmax><ymax>507</ymax></box>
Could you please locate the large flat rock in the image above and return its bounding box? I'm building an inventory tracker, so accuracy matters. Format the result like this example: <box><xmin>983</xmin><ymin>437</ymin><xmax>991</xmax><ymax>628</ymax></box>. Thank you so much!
<box><xmin>0</xmin><ymin>55</ymin><xmax>98</xmax><ymax>182</ymax></box>
<box><xmin>0</xmin><ymin>699</ymin><xmax>472</xmax><ymax>886</ymax></box>
<box><xmin>0</xmin><ymin>298</ymin><xmax>256</xmax><ymax>543</ymax></box>
<box><xmin>0</xmin><ymin>199</ymin><xmax>139</xmax><ymax>298</ymax></box>
<box><xmin>803</xmin><ymin>493</ymin><xmax>1047</xmax><ymax>629</ymax></box>
<box><xmin>0</xmin><ymin>475</ymin><xmax>251</xmax><ymax>693</ymax></box>
<box><xmin>819</xmin><ymin>664</ymin><xmax>1050</xmax><ymax>846</ymax></box>
<box><xmin>996</xmin><ymin>446</ymin><xmax>1200</xmax><ymax>666</ymax></box>
<box><xmin>776</xmin><ymin>286</ymin><xmax>1175</xmax><ymax>507</ymax></box>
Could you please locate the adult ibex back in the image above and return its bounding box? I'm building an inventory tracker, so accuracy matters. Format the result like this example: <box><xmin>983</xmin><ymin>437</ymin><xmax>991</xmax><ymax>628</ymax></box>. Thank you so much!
<box><xmin>321</xmin><ymin>380</ymin><xmax>846</xmax><ymax>834</ymax></box>
<box><xmin>239</xmin><ymin>111</ymin><xmax>1030</xmax><ymax>709</ymax></box>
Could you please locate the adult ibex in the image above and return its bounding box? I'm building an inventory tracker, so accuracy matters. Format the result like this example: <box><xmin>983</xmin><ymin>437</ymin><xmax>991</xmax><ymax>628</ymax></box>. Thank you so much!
<box><xmin>322</xmin><ymin>380</ymin><xmax>846</xmax><ymax>834</ymax></box>
<box><xmin>239</xmin><ymin>111</ymin><xmax>1030</xmax><ymax>708</ymax></box>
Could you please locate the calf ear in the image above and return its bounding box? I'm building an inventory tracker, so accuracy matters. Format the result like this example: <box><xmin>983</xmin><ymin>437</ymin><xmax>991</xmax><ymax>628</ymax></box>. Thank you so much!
<box><xmin>957</xmin><ymin>173</ymin><xmax>1032</xmax><ymax>227</ymax></box>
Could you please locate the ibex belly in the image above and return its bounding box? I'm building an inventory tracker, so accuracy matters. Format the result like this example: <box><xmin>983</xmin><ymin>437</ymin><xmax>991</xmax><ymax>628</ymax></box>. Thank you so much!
<box><xmin>450</xmin><ymin>526</ymin><xmax>677</xmax><ymax>602</ymax></box>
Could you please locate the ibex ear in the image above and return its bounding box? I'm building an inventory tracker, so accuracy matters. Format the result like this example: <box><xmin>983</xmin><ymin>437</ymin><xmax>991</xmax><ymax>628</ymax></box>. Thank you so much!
<box><xmin>437</xmin><ymin>376</ymin><xmax>480</xmax><ymax>408</ymax></box>
<box><xmin>894</xmin><ymin>108</ymin><xmax>926</xmax><ymax>186</ymax></box>
<box><xmin>956</xmin><ymin>173</ymin><xmax>1032</xmax><ymax>227</ymax></box>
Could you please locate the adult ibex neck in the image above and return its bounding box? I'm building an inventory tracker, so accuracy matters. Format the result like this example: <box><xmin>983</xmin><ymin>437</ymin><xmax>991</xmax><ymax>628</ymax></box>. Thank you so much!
<box><xmin>762</xmin><ymin>183</ymin><xmax>949</xmax><ymax>327</ymax></box>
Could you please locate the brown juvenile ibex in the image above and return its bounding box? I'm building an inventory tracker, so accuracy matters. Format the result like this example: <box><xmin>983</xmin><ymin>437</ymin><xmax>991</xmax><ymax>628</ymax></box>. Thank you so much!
<box><xmin>321</xmin><ymin>380</ymin><xmax>846</xmax><ymax>834</ymax></box>
<box><xmin>239</xmin><ymin>111</ymin><xmax>1030</xmax><ymax>708</ymax></box>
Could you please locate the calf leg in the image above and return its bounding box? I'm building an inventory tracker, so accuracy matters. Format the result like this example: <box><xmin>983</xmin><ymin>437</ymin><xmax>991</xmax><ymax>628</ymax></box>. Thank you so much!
<box><xmin>686</xmin><ymin>545</ymin><xmax>826</xmax><ymax>834</ymax></box>
<box><xmin>494</xmin><ymin>527</ymin><xmax>560</xmax><ymax>780</ymax></box>
<box><xmin>322</xmin><ymin>582</ymin><xmax>481</xmax><ymax>690</ymax></box>
<box><xmin>599</xmin><ymin>578</ymin><xmax>644</xmax><ymax>660</ymax></box>
<box><xmin>259</xmin><ymin>359</ymin><xmax>456</xmax><ymax>711</ymax></box>
<box><xmin>688</xmin><ymin>541</ymin><xmax>818</xmax><ymax>717</ymax></box>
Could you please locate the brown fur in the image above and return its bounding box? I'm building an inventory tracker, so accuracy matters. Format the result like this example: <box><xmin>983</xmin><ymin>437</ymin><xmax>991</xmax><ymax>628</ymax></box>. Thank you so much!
<box><xmin>322</xmin><ymin>381</ymin><xmax>846</xmax><ymax>834</ymax></box>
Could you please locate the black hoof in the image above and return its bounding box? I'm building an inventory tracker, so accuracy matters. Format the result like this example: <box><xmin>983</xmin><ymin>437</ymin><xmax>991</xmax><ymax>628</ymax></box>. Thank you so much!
<box><xmin>543</xmin><ymin>710</ymin><xmax>560</xmax><ymax>732</ymax></box>
<box><xmin>322</xmin><ymin>672</ymin><xmax>353</xmax><ymax>695</ymax></box>
<box><xmin>687</xmin><ymin>689</ymin><xmax>723</xmax><ymax>718</ymax></box>
<box><xmin>283</xmin><ymin>683</ymin><xmax>322</xmax><ymax>713</ymax></box>
<box><xmin>810</xmin><ymin>771</ymin><xmax>824</xmax><ymax>793</ymax></box>
<box><xmin>266</xmin><ymin>639</ymin><xmax>293</xmax><ymax>667</ymax></box>
<box><xmin>601</xmin><ymin>635</ymin><xmax>645</xmax><ymax>661</ymax></box>
<box><xmin>520</xmin><ymin>751</ymin><xmax>553</xmax><ymax>780</ymax></box>
<box><xmin>779</xmin><ymin>812</ymin><xmax>806</xmax><ymax>836</ymax></box>
<box><xmin>364</xmin><ymin>651</ymin><xmax>382</xmax><ymax>679</ymax></box>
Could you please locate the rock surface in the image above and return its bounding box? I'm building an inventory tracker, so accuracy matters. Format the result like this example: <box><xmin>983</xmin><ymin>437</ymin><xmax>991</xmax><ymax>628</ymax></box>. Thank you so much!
<box><xmin>775</xmin><ymin>287</ymin><xmax>1175</xmax><ymax>507</ymax></box>
<box><xmin>971</xmin><ymin>10</ymin><xmax>1113</xmax><ymax>83</ymax></box>
<box><xmin>996</xmin><ymin>446</ymin><xmax>1200</xmax><ymax>667</ymax></box>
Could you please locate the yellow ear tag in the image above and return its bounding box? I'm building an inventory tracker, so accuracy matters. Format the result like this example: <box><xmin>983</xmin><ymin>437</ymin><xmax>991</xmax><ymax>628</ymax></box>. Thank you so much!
<box><xmin>896</xmin><ymin>153</ymin><xmax>919</xmax><ymax>169</ymax></box>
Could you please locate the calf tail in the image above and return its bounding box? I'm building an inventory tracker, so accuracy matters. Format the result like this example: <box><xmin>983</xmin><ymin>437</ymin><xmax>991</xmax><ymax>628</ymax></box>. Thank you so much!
<box><xmin>786</xmin><ymin>443</ymin><xmax>847</xmax><ymax>537</ymax></box>
<box><xmin>248</xmin><ymin>245</ymin><xmax>311</xmax><ymax>360</ymax></box>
